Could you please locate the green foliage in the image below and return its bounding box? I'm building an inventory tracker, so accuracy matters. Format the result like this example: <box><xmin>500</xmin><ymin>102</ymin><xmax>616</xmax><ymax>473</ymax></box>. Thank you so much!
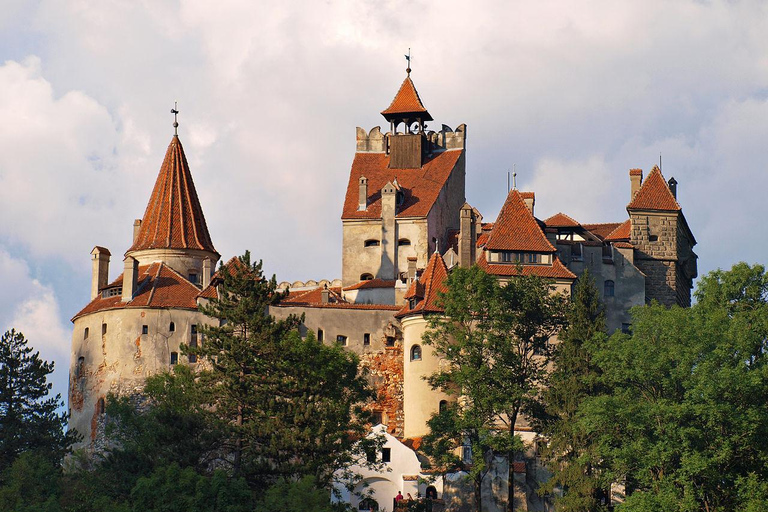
<box><xmin>254</xmin><ymin>476</ymin><xmax>341</xmax><ymax>512</ymax></box>
<box><xmin>191</xmin><ymin>251</ymin><xmax>374</xmax><ymax>489</ymax></box>
<box><xmin>0</xmin><ymin>451</ymin><xmax>62</xmax><ymax>512</ymax></box>
<box><xmin>572</xmin><ymin>263</ymin><xmax>768</xmax><ymax>512</ymax></box>
<box><xmin>0</xmin><ymin>329</ymin><xmax>74</xmax><ymax>474</ymax></box>
<box><xmin>538</xmin><ymin>269</ymin><xmax>609</xmax><ymax>511</ymax></box>
<box><xmin>421</xmin><ymin>265</ymin><xmax>567</xmax><ymax>511</ymax></box>
<box><xmin>131</xmin><ymin>464</ymin><xmax>253</xmax><ymax>512</ymax></box>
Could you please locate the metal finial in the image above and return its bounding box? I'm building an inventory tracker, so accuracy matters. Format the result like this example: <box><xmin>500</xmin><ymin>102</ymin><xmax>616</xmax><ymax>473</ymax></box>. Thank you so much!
<box><xmin>513</xmin><ymin>168</ymin><xmax>517</xmax><ymax>190</ymax></box>
<box><xmin>171</xmin><ymin>101</ymin><xmax>179</xmax><ymax>136</ymax></box>
<box><xmin>405</xmin><ymin>48</ymin><xmax>411</xmax><ymax>75</ymax></box>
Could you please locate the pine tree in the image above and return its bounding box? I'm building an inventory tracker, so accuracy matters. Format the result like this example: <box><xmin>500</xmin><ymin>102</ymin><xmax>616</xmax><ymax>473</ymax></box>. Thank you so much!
<box><xmin>538</xmin><ymin>268</ymin><xmax>609</xmax><ymax>511</ymax></box>
<box><xmin>190</xmin><ymin>252</ymin><xmax>373</xmax><ymax>489</ymax></box>
<box><xmin>0</xmin><ymin>329</ymin><xmax>73</xmax><ymax>473</ymax></box>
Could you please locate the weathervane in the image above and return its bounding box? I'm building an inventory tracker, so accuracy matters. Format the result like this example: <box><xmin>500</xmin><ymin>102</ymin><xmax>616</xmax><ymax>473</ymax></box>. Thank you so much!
<box><xmin>405</xmin><ymin>48</ymin><xmax>411</xmax><ymax>75</ymax></box>
<box><xmin>171</xmin><ymin>101</ymin><xmax>179</xmax><ymax>136</ymax></box>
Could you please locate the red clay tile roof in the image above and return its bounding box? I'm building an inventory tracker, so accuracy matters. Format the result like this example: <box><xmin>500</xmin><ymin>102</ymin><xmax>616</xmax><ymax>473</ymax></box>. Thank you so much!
<box><xmin>629</xmin><ymin>168</ymin><xmax>643</xmax><ymax>176</ymax></box>
<box><xmin>397</xmin><ymin>252</ymin><xmax>449</xmax><ymax>318</ymax></box>
<box><xmin>127</xmin><ymin>136</ymin><xmax>218</xmax><ymax>256</ymax></box>
<box><xmin>381</xmin><ymin>74</ymin><xmax>433</xmax><ymax>121</ymax></box>
<box><xmin>476</xmin><ymin>233</ymin><xmax>489</xmax><ymax>247</ymax></box>
<box><xmin>582</xmin><ymin>222</ymin><xmax>622</xmax><ymax>240</ymax></box>
<box><xmin>342</xmin><ymin>279</ymin><xmax>397</xmax><ymax>291</ymax></box>
<box><xmin>197</xmin><ymin>283</ymin><xmax>218</xmax><ymax>299</ymax></box>
<box><xmin>72</xmin><ymin>262</ymin><xmax>201</xmax><ymax>321</ymax></box>
<box><xmin>276</xmin><ymin>286</ymin><xmax>401</xmax><ymax>310</ymax></box>
<box><xmin>485</xmin><ymin>190</ymin><xmax>555</xmax><ymax>252</ymax></box>
<box><xmin>627</xmin><ymin>166</ymin><xmax>681</xmax><ymax>211</ymax></box>
<box><xmin>613</xmin><ymin>242</ymin><xmax>634</xmax><ymax>249</ymax></box>
<box><xmin>341</xmin><ymin>150</ymin><xmax>463</xmax><ymax>220</ymax></box>
<box><xmin>605</xmin><ymin>219</ymin><xmax>631</xmax><ymax>241</ymax></box>
<box><xmin>544</xmin><ymin>212</ymin><xmax>580</xmax><ymax>228</ymax></box>
<box><xmin>477</xmin><ymin>253</ymin><xmax>577</xmax><ymax>279</ymax></box>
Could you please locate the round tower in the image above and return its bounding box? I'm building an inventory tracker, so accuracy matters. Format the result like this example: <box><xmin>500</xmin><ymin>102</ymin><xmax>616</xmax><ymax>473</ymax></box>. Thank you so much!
<box><xmin>69</xmin><ymin>124</ymin><xmax>220</xmax><ymax>449</ymax></box>
<box><xmin>397</xmin><ymin>251</ymin><xmax>454</xmax><ymax>439</ymax></box>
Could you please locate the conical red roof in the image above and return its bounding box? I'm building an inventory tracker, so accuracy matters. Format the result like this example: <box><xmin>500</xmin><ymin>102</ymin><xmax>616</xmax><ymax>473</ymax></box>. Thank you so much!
<box><xmin>127</xmin><ymin>136</ymin><xmax>217</xmax><ymax>255</ymax></box>
<box><xmin>485</xmin><ymin>190</ymin><xmax>555</xmax><ymax>252</ymax></box>
<box><xmin>397</xmin><ymin>251</ymin><xmax>449</xmax><ymax>317</ymax></box>
<box><xmin>381</xmin><ymin>74</ymin><xmax>433</xmax><ymax>121</ymax></box>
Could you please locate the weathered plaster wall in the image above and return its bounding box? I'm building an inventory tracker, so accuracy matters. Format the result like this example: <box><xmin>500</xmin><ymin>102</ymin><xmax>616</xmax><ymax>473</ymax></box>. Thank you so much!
<box><xmin>70</xmin><ymin>307</ymin><xmax>210</xmax><ymax>447</ymax></box>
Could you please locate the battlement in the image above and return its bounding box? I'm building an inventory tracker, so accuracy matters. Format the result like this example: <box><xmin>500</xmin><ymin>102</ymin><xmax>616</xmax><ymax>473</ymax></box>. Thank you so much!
<box><xmin>356</xmin><ymin>124</ymin><xmax>467</xmax><ymax>154</ymax></box>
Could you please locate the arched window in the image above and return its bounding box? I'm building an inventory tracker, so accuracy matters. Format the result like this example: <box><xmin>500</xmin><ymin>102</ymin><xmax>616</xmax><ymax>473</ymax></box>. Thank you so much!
<box><xmin>604</xmin><ymin>280</ymin><xmax>615</xmax><ymax>297</ymax></box>
<box><xmin>364</xmin><ymin>239</ymin><xmax>380</xmax><ymax>247</ymax></box>
<box><xmin>439</xmin><ymin>400</ymin><xmax>448</xmax><ymax>413</ymax></box>
<box><xmin>398</xmin><ymin>238</ymin><xmax>411</xmax><ymax>246</ymax></box>
<box><xmin>410</xmin><ymin>344</ymin><xmax>422</xmax><ymax>361</ymax></box>
<box><xmin>83</xmin><ymin>327</ymin><xmax>89</xmax><ymax>340</ymax></box>
<box><xmin>360</xmin><ymin>273</ymin><xmax>374</xmax><ymax>281</ymax></box>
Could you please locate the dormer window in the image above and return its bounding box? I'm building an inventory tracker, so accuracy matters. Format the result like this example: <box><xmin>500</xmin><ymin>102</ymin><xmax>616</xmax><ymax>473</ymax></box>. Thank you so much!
<box><xmin>364</xmin><ymin>240</ymin><xmax>380</xmax><ymax>247</ymax></box>
<box><xmin>188</xmin><ymin>273</ymin><xmax>198</xmax><ymax>284</ymax></box>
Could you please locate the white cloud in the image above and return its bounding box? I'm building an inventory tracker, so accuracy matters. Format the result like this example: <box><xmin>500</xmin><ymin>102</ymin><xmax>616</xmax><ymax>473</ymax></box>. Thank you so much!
<box><xmin>0</xmin><ymin>249</ymin><xmax>70</xmax><ymax>405</ymax></box>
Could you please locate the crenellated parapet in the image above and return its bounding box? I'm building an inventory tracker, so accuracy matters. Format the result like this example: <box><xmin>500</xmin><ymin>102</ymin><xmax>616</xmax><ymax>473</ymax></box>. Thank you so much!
<box><xmin>355</xmin><ymin>124</ymin><xmax>467</xmax><ymax>154</ymax></box>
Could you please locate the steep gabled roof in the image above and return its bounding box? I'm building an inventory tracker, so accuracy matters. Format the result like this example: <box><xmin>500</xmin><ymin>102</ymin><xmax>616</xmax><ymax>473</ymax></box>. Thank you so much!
<box><xmin>484</xmin><ymin>190</ymin><xmax>555</xmax><ymax>252</ymax></box>
<box><xmin>627</xmin><ymin>166</ymin><xmax>681</xmax><ymax>211</ymax></box>
<box><xmin>72</xmin><ymin>262</ymin><xmax>201</xmax><ymax>320</ymax></box>
<box><xmin>544</xmin><ymin>212</ymin><xmax>580</xmax><ymax>228</ymax></box>
<box><xmin>605</xmin><ymin>219</ymin><xmax>631</xmax><ymax>241</ymax></box>
<box><xmin>381</xmin><ymin>74</ymin><xmax>433</xmax><ymax>122</ymax></box>
<box><xmin>397</xmin><ymin>252</ymin><xmax>449</xmax><ymax>317</ymax></box>
<box><xmin>582</xmin><ymin>222</ymin><xmax>622</xmax><ymax>241</ymax></box>
<box><xmin>127</xmin><ymin>136</ymin><xmax>218</xmax><ymax>255</ymax></box>
<box><xmin>341</xmin><ymin>150</ymin><xmax>462</xmax><ymax>220</ymax></box>
<box><xmin>477</xmin><ymin>253</ymin><xmax>577</xmax><ymax>280</ymax></box>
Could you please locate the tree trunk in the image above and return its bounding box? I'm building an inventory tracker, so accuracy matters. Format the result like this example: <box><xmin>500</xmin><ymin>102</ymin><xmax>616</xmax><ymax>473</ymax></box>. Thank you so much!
<box><xmin>507</xmin><ymin>408</ymin><xmax>520</xmax><ymax>512</ymax></box>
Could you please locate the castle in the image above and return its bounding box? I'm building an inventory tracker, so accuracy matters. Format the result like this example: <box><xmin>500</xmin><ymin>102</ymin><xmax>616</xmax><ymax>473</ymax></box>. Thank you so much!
<box><xmin>69</xmin><ymin>67</ymin><xmax>697</xmax><ymax>509</ymax></box>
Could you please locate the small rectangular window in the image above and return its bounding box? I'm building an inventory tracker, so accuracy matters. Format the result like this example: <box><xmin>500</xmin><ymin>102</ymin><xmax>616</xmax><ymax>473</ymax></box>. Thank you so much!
<box><xmin>189</xmin><ymin>326</ymin><xmax>198</xmax><ymax>363</ymax></box>
<box><xmin>317</xmin><ymin>329</ymin><xmax>324</xmax><ymax>342</ymax></box>
<box><xmin>336</xmin><ymin>335</ymin><xmax>347</xmax><ymax>346</ymax></box>
<box><xmin>142</xmin><ymin>325</ymin><xmax>148</xmax><ymax>335</ymax></box>
<box><xmin>366</xmin><ymin>448</ymin><xmax>376</xmax><ymax>463</ymax></box>
<box><xmin>462</xmin><ymin>444</ymin><xmax>472</xmax><ymax>463</ymax></box>
<box><xmin>363</xmin><ymin>333</ymin><xmax>371</xmax><ymax>346</ymax></box>
<box><xmin>382</xmin><ymin>448</ymin><xmax>391</xmax><ymax>463</ymax></box>
<box><xmin>169</xmin><ymin>322</ymin><xmax>175</xmax><ymax>332</ymax></box>
<box><xmin>189</xmin><ymin>273</ymin><xmax>198</xmax><ymax>284</ymax></box>
<box><xmin>102</xmin><ymin>323</ymin><xmax>107</xmax><ymax>336</ymax></box>
<box><xmin>571</xmin><ymin>243</ymin><xmax>583</xmax><ymax>261</ymax></box>
<box><xmin>83</xmin><ymin>327</ymin><xmax>89</xmax><ymax>340</ymax></box>
<box><xmin>386</xmin><ymin>336</ymin><xmax>395</xmax><ymax>347</ymax></box>
<box><xmin>170</xmin><ymin>352</ymin><xmax>178</xmax><ymax>365</ymax></box>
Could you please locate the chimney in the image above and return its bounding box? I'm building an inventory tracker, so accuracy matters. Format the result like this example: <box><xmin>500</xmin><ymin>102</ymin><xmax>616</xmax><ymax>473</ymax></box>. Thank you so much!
<box><xmin>122</xmin><ymin>256</ymin><xmax>139</xmax><ymax>302</ymax></box>
<box><xmin>630</xmin><ymin>169</ymin><xmax>643</xmax><ymax>200</ymax></box>
<box><xmin>90</xmin><ymin>247</ymin><xmax>111</xmax><ymax>300</ymax></box>
<box><xmin>407</xmin><ymin>257</ymin><xmax>417</xmax><ymax>284</ymax></box>
<box><xmin>521</xmin><ymin>192</ymin><xmax>535</xmax><ymax>215</ymax></box>
<box><xmin>459</xmin><ymin>204</ymin><xmax>476</xmax><ymax>268</ymax></box>
<box><xmin>668</xmin><ymin>177</ymin><xmax>678</xmax><ymax>199</ymax></box>
<box><xmin>133</xmin><ymin>219</ymin><xmax>142</xmax><ymax>243</ymax></box>
<box><xmin>358</xmin><ymin>176</ymin><xmax>368</xmax><ymax>211</ymax></box>
<box><xmin>321</xmin><ymin>284</ymin><xmax>330</xmax><ymax>304</ymax></box>
<box><xmin>202</xmin><ymin>258</ymin><xmax>212</xmax><ymax>289</ymax></box>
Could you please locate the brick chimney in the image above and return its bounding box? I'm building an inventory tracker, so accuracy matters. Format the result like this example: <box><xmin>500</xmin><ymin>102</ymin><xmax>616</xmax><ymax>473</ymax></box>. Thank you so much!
<box><xmin>358</xmin><ymin>176</ymin><xmax>368</xmax><ymax>211</ymax></box>
<box><xmin>458</xmin><ymin>203</ymin><xmax>476</xmax><ymax>268</ymax></box>
<box><xmin>202</xmin><ymin>258</ymin><xmax>212</xmax><ymax>289</ymax></box>
<box><xmin>122</xmin><ymin>256</ymin><xmax>139</xmax><ymax>302</ymax></box>
<box><xmin>133</xmin><ymin>219</ymin><xmax>142</xmax><ymax>243</ymax></box>
<box><xmin>407</xmin><ymin>257</ymin><xmax>417</xmax><ymax>284</ymax></box>
<box><xmin>630</xmin><ymin>169</ymin><xmax>643</xmax><ymax>199</ymax></box>
<box><xmin>321</xmin><ymin>284</ymin><xmax>330</xmax><ymax>304</ymax></box>
<box><xmin>521</xmin><ymin>192</ymin><xmax>535</xmax><ymax>215</ymax></box>
<box><xmin>90</xmin><ymin>247</ymin><xmax>111</xmax><ymax>300</ymax></box>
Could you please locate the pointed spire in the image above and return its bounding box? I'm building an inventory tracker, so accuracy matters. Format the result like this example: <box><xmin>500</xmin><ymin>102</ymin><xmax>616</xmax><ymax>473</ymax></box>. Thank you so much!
<box><xmin>381</xmin><ymin>72</ymin><xmax>433</xmax><ymax>122</ymax></box>
<box><xmin>127</xmin><ymin>136</ymin><xmax>218</xmax><ymax>255</ymax></box>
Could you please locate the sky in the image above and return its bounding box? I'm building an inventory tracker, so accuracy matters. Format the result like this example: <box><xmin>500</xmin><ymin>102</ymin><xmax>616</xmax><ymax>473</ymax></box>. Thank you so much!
<box><xmin>1</xmin><ymin>0</ymin><xmax>767</xmax><ymax>406</ymax></box>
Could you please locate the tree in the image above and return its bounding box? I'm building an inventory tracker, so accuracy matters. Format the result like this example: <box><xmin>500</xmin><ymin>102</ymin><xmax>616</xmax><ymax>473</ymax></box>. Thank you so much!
<box><xmin>422</xmin><ymin>265</ymin><xmax>567</xmax><ymax>512</ymax></box>
<box><xmin>0</xmin><ymin>329</ymin><xmax>73</xmax><ymax>473</ymax></box>
<box><xmin>190</xmin><ymin>251</ymin><xmax>374</xmax><ymax>490</ymax></box>
<box><xmin>538</xmin><ymin>268</ymin><xmax>610</xmax><ymax>511</ymax></box>
<box><xmin>575</xmin><ymin>263</ymin><xmax>768</xmax><ymax>512</ymax></box>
